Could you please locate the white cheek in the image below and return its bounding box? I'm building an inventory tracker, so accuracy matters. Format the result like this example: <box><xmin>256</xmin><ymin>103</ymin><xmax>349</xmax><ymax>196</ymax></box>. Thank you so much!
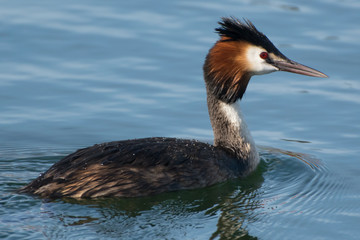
<box><xmin>246</xmin><ymin>46</ymin><xmax>278</xmax><ymax>75</ymax></box>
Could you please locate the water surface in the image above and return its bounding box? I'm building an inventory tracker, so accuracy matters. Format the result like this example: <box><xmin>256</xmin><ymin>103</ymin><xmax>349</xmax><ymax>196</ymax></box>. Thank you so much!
<box><xmin>1</xmin><ymin>0</ymin><xmax>360</xmax><ymax>239</ymax></box>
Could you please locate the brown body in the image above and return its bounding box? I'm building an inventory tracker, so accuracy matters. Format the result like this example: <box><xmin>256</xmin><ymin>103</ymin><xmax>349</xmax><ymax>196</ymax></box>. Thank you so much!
<box><xmin>20</xmin><ymin>18</ymin><xmax>327</xmax><ymax>198</ymax></box>
<box><xmin>21</xmin><ymin>138</ymin><xmax>246</xmax><ymax>198</ymax></box>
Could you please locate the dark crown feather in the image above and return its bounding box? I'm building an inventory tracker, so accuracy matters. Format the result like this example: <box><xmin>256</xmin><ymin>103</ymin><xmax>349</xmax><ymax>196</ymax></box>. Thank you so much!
<box><xmin>216</xmin><ymin>17</ymin><xmax>281</xmax><ymax>55</ymax></box>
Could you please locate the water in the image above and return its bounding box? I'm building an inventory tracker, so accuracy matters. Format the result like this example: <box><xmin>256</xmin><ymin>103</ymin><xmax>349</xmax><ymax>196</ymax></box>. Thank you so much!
<box><xmin>1</xmin><ymin>0</ymin><xmax>359</xmax><ymax>239</ymax></box>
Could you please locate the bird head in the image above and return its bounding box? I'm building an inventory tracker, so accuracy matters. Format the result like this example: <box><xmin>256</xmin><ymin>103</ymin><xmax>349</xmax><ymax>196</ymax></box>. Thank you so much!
<box><xmin>204</xmin><ymin>17</ymin><xmax>328</xmax><ymax>103</ymax></box>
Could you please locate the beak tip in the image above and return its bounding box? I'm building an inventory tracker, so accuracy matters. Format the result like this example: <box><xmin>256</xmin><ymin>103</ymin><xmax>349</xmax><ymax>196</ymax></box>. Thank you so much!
<box><xmin>316</xmin><ymin>72</ymin><xmax>329</xmax><ymax>78</ymax></box>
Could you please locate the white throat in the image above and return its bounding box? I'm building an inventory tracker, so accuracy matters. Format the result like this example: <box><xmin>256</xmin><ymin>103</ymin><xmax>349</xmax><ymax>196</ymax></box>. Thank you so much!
<box><xmin>217</xmin><ymin>99</ymin><xmax>260</xmax><ymax>172</ymax></box>
<box><xmin>219</xmin><ymin>100</ymin><xmax>243</xmax><ymax>128</ymax></box>
<box><xmin>219</xmin><ymin>100</ymin><xmax>253</xmax><ymax>144</ymax></box>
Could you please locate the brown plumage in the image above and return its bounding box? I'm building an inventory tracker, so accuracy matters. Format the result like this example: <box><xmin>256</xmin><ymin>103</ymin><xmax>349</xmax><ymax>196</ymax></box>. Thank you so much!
<box><xmin>19</xmin><ymin>17</ymin><xmax>327</xmax><ymax>198</ymax></box>
<box><xmin>204</xmin><ymin>38</ymin><xmax>252</xmax><ymax>103</ymax></box>
<box><xmin>20</xmin><ymin>138</ymin><xmax>245</xmax><ymax>198</ymax></box>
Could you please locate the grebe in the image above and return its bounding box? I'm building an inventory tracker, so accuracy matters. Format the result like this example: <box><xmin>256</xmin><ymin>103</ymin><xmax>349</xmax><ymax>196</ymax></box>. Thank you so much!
<box><xmin>20</xmin><ymin>17</ymin><xmax>327</xmax><ymax>198</ymax></box>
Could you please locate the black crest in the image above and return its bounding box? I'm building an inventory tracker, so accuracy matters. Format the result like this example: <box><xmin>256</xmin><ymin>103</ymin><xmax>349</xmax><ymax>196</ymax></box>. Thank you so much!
<box><xmin>216</xmin><ymin>17</ymin><xmax>280</xmax><ymax>55</ymax></box>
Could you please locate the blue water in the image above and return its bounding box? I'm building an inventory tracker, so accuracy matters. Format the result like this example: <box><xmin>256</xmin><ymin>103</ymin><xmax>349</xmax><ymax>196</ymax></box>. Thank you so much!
<box><xmin>1</xmin><ymin>1</ymin><xmax>360</xmax><ymax>239</ymax></box>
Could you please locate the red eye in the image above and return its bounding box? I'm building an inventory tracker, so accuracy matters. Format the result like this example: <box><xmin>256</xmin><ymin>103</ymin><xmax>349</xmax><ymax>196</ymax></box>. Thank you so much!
<box><xmin>260</xmin><ymin>52</ymin><xmax>268</xmax><ymax>59</ymax></box>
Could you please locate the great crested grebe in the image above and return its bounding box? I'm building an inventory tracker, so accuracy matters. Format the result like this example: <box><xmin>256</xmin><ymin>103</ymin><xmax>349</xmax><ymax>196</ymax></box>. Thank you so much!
<box><xmin>20</xmin><ymin>17</ymin><xmax>327</xmax><ymax>198</ymax></box>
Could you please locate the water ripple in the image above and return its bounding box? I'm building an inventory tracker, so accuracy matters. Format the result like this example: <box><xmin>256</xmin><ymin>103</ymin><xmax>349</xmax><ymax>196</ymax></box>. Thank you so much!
<box><xmin>249</xmin><ymin>147</ymin><xmax>351</xmax><ymax>238</ymax></box>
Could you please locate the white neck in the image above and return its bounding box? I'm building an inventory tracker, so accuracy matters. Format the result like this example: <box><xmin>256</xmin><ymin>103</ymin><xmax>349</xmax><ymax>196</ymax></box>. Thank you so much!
<box><xmin>207</xmin><ymin>93</ymin><xmax>259</xmax><ymax>174</ymax></box>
